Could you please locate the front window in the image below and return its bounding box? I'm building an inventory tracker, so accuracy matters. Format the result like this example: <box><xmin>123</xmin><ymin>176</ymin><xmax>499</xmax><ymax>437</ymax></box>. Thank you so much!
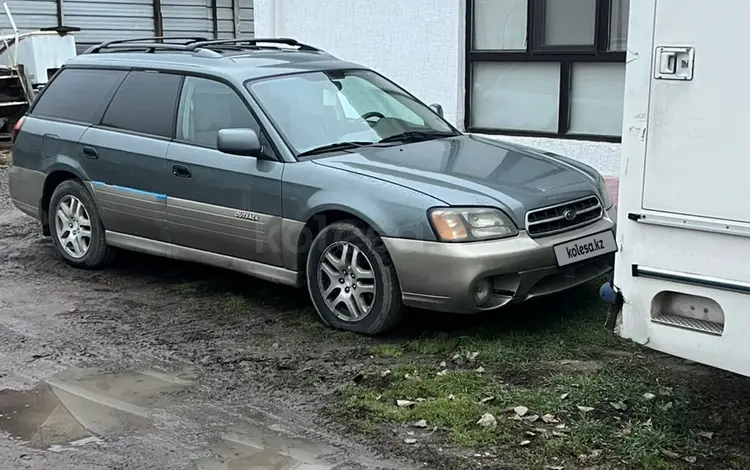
<box><xmin>247</xmin><ymin>69</ymin><xmax>456</xmax><ymax>155</ymax></box>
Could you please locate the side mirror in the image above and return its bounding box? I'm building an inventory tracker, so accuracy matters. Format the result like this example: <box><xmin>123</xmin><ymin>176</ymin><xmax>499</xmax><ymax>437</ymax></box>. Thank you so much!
<box><xmin>217</xmin><ymin>128</ymin><xmax>265</xmax><ymax>158</ymax></box>
<box><xmin>429</xmin><ymin>103</ymin><xmax>444</xmax><ymax>117</ymax></box>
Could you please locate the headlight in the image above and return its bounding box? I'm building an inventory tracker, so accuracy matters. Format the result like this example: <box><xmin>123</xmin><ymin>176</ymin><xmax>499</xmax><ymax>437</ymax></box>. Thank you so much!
<box><xmin>597</xmin><ymin>176</ymin><xmax>614</xmax><ymax>209</ymax></box>
<box><xmin>428</xmin><ymin>207</ymin><xmax>518</xmax><ymax>242</ymax></box>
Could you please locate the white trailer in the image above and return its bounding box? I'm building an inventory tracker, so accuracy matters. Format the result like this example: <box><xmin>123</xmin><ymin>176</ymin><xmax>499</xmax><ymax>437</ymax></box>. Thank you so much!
<box><xmin>604</xmin><ymin>0</ymin><xmax>750</xmax><ymax>377</ymax></box>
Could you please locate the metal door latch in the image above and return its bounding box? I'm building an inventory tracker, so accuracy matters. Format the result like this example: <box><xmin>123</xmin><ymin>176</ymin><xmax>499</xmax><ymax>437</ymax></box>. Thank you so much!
<box><xmin>654</xmin><ymin>46</ymin><xmax>695</xmax><ymax>80</ymax></box>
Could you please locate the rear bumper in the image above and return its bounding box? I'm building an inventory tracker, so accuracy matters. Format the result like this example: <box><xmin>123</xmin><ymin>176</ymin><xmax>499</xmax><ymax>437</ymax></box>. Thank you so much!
<box><xmin>383</xmin><ymin>207</ymin><xmax>617</xmax><ymax>313</ymax></box>
<box><xmin>9</xmin><ymin>165</ymin><xmax>44</xmax><ymax>220</ymax></box>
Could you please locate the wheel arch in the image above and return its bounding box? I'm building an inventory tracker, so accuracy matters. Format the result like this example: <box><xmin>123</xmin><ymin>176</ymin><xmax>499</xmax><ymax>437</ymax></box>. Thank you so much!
<box><xmin>297</xmin><ymin>206</ymin><xmax>406</xmax><ymax>335</ymax></box>
<box><xmin>40</xmin><ymin>169</ymin><xmax>85</xmax><ymax>235</ymax></box>
<box><xmin>294</xmin><ymin>206</ymin><xmax>384</xmax><ymax>280</ymax></box>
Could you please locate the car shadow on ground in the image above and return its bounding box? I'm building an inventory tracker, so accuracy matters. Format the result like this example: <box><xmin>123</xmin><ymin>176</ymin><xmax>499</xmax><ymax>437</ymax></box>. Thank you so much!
<box><xmin>104</xmin><ymin>247</ymin><xmax>601</xmax><ymax>336</ymax></box>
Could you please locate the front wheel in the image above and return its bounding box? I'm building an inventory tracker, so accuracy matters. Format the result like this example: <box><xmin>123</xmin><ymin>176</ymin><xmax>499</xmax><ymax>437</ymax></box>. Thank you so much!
<box><xmin>306</xmin><ymin>221</ymin><xmax>405</xmax><ymax>335</ymax></box>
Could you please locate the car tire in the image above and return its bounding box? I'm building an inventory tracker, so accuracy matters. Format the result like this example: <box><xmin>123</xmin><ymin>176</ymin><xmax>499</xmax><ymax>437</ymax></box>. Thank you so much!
<box><xmin>306</xmin><ymin>220</ymin><xmax>405</xmax><ymax>335</ymax></box>
<box><xmin>49</xmin><ymin>179</ymin><xmax>117</xmax><ymax>269</ymax></box>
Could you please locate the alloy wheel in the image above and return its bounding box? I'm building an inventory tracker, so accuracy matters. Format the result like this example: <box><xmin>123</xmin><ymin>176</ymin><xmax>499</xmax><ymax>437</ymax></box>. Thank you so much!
<box><xmin>54</xmin><ymin>195</ymin><xmax>92</xmax><ymax>259</ymax></box>
<box><xmin>317</xmin><ymin>241</ymin><xmax>377</xmax><ymax>321</ymax></box>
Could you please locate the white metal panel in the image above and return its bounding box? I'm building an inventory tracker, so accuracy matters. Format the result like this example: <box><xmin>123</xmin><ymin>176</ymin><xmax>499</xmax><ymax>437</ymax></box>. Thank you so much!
<box><xmin>1</xmin><ymin>0</ymin><xmax>58</xmax><ymax>34</ymax></box>
<box><xmin>10</xmin><ymin>33</ymin><xmax>77</xmax><ymax>84</ymax></box>
<box><xmin>64</xmin><ymin>0</ymin><xmax>154</xmax><ymax>45</ymax></box>
<box><xmin>615</xmin><ymin>0</ymin><xmax>750</xmax><ymax>377</ymax></box>
<box><xmin>642</xmin><ymin>0</ymin><xmax>750</xmax><ymax>223</ymax></box>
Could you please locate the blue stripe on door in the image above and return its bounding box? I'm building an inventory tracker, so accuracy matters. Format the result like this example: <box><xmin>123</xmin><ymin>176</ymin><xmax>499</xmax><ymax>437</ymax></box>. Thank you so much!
<box><xmin>91</xmin><ymin>181</ymin><xmax>167</xmax><ymax>201</ymax></box>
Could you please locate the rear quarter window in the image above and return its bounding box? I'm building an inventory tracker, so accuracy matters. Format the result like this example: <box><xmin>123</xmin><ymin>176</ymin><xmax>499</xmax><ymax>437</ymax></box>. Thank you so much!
<box><xmin>100</xmin><ymin>71</ymin><xmax>182</xmax><ymax>139</ymax></box>
<box><xmin>31</xmin><ymin>68</ymin><xmax>127</xmax><ymax>124</ymax></box>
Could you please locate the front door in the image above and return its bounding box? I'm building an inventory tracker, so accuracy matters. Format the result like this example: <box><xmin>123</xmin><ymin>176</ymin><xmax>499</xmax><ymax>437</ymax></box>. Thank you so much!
<box><xmin>81</xmin><ymin>70</ymin><xmax>183</xmax><ymax>242</ymax></box>
<box><xmin>165</xmin><ymin>75</ymin><xmax>284</xmax><ymax>266</ymax></box>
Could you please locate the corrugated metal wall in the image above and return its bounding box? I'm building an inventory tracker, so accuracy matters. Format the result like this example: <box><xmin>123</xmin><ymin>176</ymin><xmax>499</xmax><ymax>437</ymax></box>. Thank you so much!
<box><xmin>217</xmin><ymin>0</ymin><xmax>253</xmax><ymax>38</ymax></box>
<box><xmin>1</xmin><ymin>0</ymin><xmax>58</xmax><ymax>34</ymax></box>
<box><xmin>162</xmin><ymin>0</ymin><xmax>211</xmax><ymax>38</ymax></box>
<box><xmin>216</xmin><ymin>0</ymin><xmax>234</xmax><ymax>38</ymax></box>
<box><xmin>238</xmin><ymin>0</ymin><xmax>253</xmax><ymax>36</ymax></box>
<box><xmin>2</xmin><ymin>0</ymin><xmax>253</xmax><ymax>50</ymax></box>
<box><xmin>65</xmin><ymin>0</ymin><xmax>155</xmax><ymax>44</ymax></box>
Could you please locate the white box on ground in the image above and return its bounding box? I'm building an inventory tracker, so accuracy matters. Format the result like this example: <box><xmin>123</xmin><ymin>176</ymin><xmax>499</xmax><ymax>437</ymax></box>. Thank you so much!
<box><xmin>614</xmin><ymin>0</ymin><xmax>750</xmax><ymax>377</ymax></box>
<box><xmin>0</xmin><ymin>32</ymin><xmax>76</xmax><ymax>87</ymax></box>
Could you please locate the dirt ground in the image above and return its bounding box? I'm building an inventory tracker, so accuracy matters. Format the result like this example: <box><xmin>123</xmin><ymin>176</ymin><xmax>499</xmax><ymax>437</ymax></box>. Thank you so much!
<box><xmin>1</xmin><ymin>161</ymin><xmax>749</xmax><ymax>470</ymax></box>
<box><xmin>0</xmin><ymin>163</ymin><xmax>416</xmax><ymax>470</ymax></box>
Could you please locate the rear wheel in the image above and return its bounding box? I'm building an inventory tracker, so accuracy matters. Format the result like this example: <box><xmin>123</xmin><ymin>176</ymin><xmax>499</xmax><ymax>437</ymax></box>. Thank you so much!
<box><xmin>306</xmin><ymin>220</ymin><xmax>405</xmax><ymax>335</ymax></box>
<box><xmin>49</xmin><ymin>179</ymin><xmax>116</xmax><ymax>269</ymax></box>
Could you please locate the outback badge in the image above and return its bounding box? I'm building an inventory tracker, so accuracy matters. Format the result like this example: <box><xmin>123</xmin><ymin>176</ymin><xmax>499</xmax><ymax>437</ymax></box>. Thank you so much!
<box><xmin>234</xmin><ymin>211</ymin><xmax>260</xmax><ymax>222</ymax></box>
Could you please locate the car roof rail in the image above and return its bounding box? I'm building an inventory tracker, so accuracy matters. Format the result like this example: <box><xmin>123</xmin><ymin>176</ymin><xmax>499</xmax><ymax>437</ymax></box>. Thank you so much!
<box><xmin>91</xmin><ymin>43</ymin><xmax>223</xmax><ymax>58</ymax></box>
<box><xmin>187</xmin><ymin>37</ymin><xmax>323</xmax><ymax>52</ymax></box>
<box><xmin>83</xmin><ymin>36</ymin><xmax>211</xmax><ymax>54</ymax></box>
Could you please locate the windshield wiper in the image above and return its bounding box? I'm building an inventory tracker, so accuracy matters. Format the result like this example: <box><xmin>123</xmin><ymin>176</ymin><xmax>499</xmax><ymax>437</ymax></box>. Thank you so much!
<box><xmin>378</xmin><ymin>130</ymin><xmax>456</xmax><ymax>144</ymax></box>
<box><xmin>297</xmin><ymin>141</ymin><xmax>376</xmax><ymax>157</ymax></box>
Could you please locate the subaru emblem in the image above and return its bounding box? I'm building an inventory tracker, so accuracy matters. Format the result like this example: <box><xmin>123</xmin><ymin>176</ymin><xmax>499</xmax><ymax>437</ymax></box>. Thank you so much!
<box><xmin>563</xmin><ymin>209</ymin><xmax>577</xmax><ymax>221</ymax></box>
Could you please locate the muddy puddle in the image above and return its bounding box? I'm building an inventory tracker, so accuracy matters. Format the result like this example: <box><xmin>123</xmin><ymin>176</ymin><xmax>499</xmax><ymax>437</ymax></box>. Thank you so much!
<box><xmin>192</xmin><ymin>432</ymin><xmax>334</xmax><ymax>469</ymax></box>
<box><xmin>0</xmin><ymin>366</ymin><xmax>195</xmax><ymax>450</ymax></box>
<box><xmin>0</xmin><ymin>366</ymin><xmax>338</xmax><ymax>469</ymax></box>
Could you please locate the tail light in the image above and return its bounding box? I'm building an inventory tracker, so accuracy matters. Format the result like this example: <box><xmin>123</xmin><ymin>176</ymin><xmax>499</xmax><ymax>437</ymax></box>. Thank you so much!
<box><xmin>10</xmin><ymin>116</ymin><xmax>24</xmax><ymax>143</ymax></box>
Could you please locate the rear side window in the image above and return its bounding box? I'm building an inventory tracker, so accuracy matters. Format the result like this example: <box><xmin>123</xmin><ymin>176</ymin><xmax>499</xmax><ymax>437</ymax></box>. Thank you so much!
<box><xmin>101</xmin><ymin>71</ymin><xmax>182</xmax><ymax>138</ymax></box>
<box><xmin>31</xmin><ymin>68</ymin><xmax>127</xmax><ymax>124</ymax></box>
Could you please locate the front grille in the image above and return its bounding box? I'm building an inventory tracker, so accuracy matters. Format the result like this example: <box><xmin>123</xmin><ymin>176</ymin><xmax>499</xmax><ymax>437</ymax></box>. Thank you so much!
<box><xmin>525</xmin><ymin>195</ymin><xmax>603</xmax><ymax>237</ymax></box>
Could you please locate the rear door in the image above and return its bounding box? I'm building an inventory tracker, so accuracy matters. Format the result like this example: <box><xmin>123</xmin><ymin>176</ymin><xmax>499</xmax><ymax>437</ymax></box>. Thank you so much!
<box><xmin>165</xmin><ymin>75</ymin><xmax>284</xmax><ymax>266</ymax></box>
<box><xmin>80</xmin><ymin>70</ymin><xmax>183</xmax><ymax>242</ymax></box>
<box><xmin>10</xmin><ymin>67</ymin><xmax>126</xmax><ymax>216</ymax></box>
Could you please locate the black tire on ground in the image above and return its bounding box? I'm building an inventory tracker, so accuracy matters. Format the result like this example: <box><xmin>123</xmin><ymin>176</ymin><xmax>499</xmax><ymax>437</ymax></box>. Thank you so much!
<box><xmin>306</xmin><ymin>220</ymin><xmax>405</xmax><ymax>335</ymax></box>
<box><xmin>49</xmin><ymin>179</ymin><xmax>117</xmax><ymax>269</ymax></box>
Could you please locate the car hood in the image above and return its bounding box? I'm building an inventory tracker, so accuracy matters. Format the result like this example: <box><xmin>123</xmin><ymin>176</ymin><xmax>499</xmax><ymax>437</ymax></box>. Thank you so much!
<box><xmin>311</xmin><ymin>134</ymin><xmax>602</xmax><ymax>228</ymax></box>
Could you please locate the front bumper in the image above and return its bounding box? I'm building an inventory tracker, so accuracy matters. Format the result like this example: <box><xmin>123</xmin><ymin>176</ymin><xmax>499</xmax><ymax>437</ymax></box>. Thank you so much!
<box><xmin>383</xmin><ymin>207</ymin><xmax>617</xmax><ymax>313</ymax></box>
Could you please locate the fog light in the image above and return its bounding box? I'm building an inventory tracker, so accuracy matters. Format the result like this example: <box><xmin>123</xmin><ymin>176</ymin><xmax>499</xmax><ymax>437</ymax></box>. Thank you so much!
<box><xmin>473</xmin><ymin>278</ymin><xmax>493</xmax><ymax>306</ymax></box>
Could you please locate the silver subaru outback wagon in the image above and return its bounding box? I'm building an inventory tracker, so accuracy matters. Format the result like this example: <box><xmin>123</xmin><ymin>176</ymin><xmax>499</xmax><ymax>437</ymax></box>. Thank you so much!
<box><xmin>8</xmin><ymin>38</ymin><xmax>617</xmax><ymax>335</ymax></box>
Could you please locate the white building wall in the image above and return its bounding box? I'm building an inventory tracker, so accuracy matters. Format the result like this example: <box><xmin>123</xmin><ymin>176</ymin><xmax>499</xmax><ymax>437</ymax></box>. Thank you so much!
<box><xmin>254</xmin><ymin>0</ymin><xmax>620</xmax><ymax>176</ymax></box>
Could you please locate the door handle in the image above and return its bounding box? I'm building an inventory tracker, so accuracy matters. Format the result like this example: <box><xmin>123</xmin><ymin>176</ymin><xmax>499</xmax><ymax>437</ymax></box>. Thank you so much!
<box><xmin>82</xmin><ymin>146</ymin><xmax>98</xmax><ymax>159</ymax></box>
<box><xmin>172</xmin><ymin>164</ymin><xmax>191</xmax><ymax>178</ymax></box>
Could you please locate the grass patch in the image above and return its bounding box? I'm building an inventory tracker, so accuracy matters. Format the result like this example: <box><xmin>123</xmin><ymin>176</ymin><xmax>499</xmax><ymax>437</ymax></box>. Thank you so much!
<box><xmin>172</xmin><ymin>280</ymin><xmax>213</xmax><ymax>295</ymax></box>
<box><xmin>219</xmin><ymin>293</ymin><xmax>250</xmax><ymax>314</ymax></box>
<box><xmin>404</xmin><ymin>285</ymin><xmax>627</xmax><ymax>365</ymax></box>
<box><xmin>279</xmin><ymin>305</ymin><xmax>371</xmax><ymax>343</ymax></box>
<box><xmin>333</xmin><ymin>282</ymin><xmax>747</xmax><ymax>469</ymax></box>
<box><xmin>368</xmin><ymin>344</ymin><xmax>404</xmax><ymax>358</ymax></box>
<box><xmin>340</xmin><ymin>363</ymin><xmax>711</xmax><ymax>469</ymax></box>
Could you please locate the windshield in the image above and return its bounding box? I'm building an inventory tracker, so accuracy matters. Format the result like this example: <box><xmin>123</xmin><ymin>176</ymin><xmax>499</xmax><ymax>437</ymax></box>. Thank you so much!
<box><xmin>246</xmin><ymin>69</ymin><xmax>457</xmax><ymax>155</ymax></box>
